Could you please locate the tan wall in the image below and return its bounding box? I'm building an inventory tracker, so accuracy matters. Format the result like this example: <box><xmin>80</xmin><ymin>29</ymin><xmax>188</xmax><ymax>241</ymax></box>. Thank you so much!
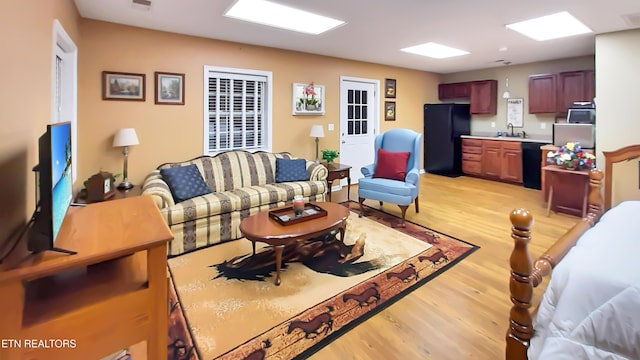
<box><xmin>595</xmin><ymin>29</ymin><xmax>640</xmax><ymax>205</ymax></box>
<box><xmin>78</xmin><ymin>20</ymin><xmax>439</xmax><ymax>190</ymax></box>
<box><xmin>0</xmin><ymin>0</ymin><xmax>80</xmax><ymax>251</ymax></box>
<box><xmin>441</xmin><ymin>56</ymin><xmax>595</xmax><ymax>137</ymax></box>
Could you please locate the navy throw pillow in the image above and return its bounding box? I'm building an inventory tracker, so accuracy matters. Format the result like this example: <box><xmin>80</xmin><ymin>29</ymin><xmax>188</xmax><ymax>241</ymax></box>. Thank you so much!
<box><xmin>160</xmin><ymin>164</ymin><xmax>212</xmax><ymax>203</ymax></box>
<box><xmin>275</xmin><ymin>158</ymin><xmax>309</xmax><ymax>182</ymax></box>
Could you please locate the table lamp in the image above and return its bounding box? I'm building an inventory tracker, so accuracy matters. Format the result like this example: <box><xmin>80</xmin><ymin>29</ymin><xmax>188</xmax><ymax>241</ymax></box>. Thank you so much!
<box><xmin>309</xmin><ymin>124</ymin><xmax>325</xmax><ymax>163</ymax></box>
<box><xmin>112</xmin><ymin>128</ymin><xmax>139</xmax><ymax>190</ymax></box>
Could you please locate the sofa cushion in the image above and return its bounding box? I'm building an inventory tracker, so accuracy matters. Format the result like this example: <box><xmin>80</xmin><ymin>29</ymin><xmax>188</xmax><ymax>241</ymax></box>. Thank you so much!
<box><xmin>373</xmin><ymin>148</ymin><xmax>410</xmax><ymax>181</ymax></box>
<box><xmin>160</xmin><ymin>164</ymin><xmax>212</xmax><ymax>202</ymax></box>
<box><xmin>275</xmin><ymin>158</ymin><xmax>309</xmax><ymax>182</ymax></box>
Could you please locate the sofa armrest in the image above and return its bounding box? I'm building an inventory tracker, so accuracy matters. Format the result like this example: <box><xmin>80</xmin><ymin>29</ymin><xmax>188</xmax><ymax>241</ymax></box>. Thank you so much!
<box><xmin>361</xmin><ymin>164</ymin><xmax>375</xmax><ymax>178</ymax></box>
<box><xmin>142</xmin><ymin>170</ymin><xmax>175</xmax><ymax>209</ymax></box>
<box><xmin>406</xmin><ymin>168</ymin><xmax>420</xmax><ymax>185</ymax></box>
<box><xmin>306</xmin><ymin>161</ymin><xmax>328</xmax><ymax>181</ymax></box>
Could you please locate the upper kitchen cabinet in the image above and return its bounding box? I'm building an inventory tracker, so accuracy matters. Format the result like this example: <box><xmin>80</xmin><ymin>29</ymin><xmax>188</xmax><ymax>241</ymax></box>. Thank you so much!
<box><xmin>438</xmin><ymin>82</ymin><xmax>471</xmax><ymax>99</ymax></box>
<box><xmin>528</xmin><ymin>74</ymin><xmax>556</xmax><ymax>114</ymax></box>
<box><xmin>469</xmin><ymin>80</ymin><xmax>497</xmax><ymax>115</ymax></box>
<box><xmin>438</xmin><ymin>80</ymin><xmax>497</xmax><ymax>115</ymax></box>
<box><xmin>556</xmin><ymin>70</ymin><xmax>595</xmax><ymax>113</ymax></box>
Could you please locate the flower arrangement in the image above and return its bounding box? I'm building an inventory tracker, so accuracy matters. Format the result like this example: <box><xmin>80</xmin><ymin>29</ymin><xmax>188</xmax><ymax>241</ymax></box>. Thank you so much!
<box><xmin>321</xmin><ymin>149</ymin><xmax>339</xmax><ymax>163</ymax></box>
<box><xmin>546</xmin><ymin>142</ymin><xmax>595</xmax><ymax>170</ymax></box>
<box><xmin>300</xmin><ymin>82</ymin><xmax>321</xmax><ymax>110</ymax></box>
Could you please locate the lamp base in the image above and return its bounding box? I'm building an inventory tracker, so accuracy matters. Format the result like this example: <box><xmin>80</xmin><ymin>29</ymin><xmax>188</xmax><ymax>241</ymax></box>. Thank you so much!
<box><xmin>117</xmin><ymin>180</ymin><xmax>134</xmax><ymax>190</ymax></box>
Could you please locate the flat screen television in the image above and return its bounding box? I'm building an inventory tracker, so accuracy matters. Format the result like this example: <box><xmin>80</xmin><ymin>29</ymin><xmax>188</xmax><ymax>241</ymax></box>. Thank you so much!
<box><xmin>28</xmin><ymin>122</ymin><xmax>76</xmax><ymax>255</ymax></box>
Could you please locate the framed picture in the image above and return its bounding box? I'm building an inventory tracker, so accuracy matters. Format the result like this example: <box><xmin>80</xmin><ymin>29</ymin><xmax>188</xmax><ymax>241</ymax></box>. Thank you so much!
<box><xmin>385</xmin><ymin>78</ymin><xmax>396</xmax><ymax>98</ymax></box>
<box><xmin>292</xmin><ymin>82</ymin><xmax>325</xmax><ymax>115</ymax></box>
<box><xmin>155</xmin><ymin>72</ymin><xmax>185</xmax><ymax>105</ymax></box>
<box><xmin>102</xmin><ymin>71</ymin><xmax>145</xmax><ymax>101</ymax></box>
<box><xmin>385</xmin><ymin>101</ymin><xmax>396</xmax><ymax>121</ymax></box>
<box><xmin>506</xmin><ymin>98</ymin><xmax>524</xmax><ymax>127</ymax></box>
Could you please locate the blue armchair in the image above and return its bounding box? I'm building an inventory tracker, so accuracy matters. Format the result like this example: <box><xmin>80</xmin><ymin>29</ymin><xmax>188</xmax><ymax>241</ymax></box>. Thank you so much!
<box><xmin>358</xmin><ymin>129</ymin><xmax>422</xmax><ymax>227</ymax></box>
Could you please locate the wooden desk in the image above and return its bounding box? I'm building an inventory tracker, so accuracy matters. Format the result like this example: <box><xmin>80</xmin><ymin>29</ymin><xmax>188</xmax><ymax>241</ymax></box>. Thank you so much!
<box><xmin>324</xmin><ymin>162</ymin><xmax>352</xmax><ymax>202</ymax></box>
<box><xmin>0</xmin><ymin>196</ymin><xmax>173</xmax><ymax>360</ymax></box>
<box><xmin>543</xmin><ymin>165</ymin><xmax>590</xmax><ymax>217</ymax></box>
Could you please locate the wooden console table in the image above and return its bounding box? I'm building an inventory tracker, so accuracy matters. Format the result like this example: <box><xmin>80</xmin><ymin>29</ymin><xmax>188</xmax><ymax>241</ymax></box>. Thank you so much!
<box><xmin>0</xmin><ymin>196</ymin><xmax>173</xmax><ymax>360</ymax></box>
<box><xmin>543</xmin><ymin>165</ymin><xmax>590</xmax><ymax>217</ymax></box>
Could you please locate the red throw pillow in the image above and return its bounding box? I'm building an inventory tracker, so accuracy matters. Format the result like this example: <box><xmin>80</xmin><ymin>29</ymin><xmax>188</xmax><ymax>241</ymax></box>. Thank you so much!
<box><xmin>373</xmin><ymin>148</ymin><xmax>410</xmax><ymax>181</ymax></box>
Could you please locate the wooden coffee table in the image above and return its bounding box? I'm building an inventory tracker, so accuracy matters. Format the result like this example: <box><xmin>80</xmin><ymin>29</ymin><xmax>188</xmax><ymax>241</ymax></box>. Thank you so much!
<box><xmin>239</xmin><ymin>202</ymin><xmax>350</xmax><ymax>285</ymax></box>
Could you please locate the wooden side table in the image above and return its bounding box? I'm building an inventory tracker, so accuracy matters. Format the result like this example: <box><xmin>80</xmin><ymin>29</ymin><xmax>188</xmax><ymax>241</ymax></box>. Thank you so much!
<box><xmin>74</xmin><ymin>185</ymin><xmax>142</xmax><ymax>204</ymax></box>
<box><xmin>324</xmin><ymin>163</ymin><xmax>352</xmax><ymax>202</ymax></box>
<box><xmin>0</xmin><ymin>196</ymin><xmax>173</xmax><ymax>360</ymax></box>
<box><xmin>543</xmin><ymin>165</ymin><xmax>590</xmax><ymax>218</ymax></box>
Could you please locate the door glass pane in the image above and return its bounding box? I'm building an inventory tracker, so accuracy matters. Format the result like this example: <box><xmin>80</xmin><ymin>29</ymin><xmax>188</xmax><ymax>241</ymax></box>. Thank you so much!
<box><xmin>348</xmin><ymin>105</ymin><xmax>353</xmax><ymax>119</ymax></box>
<box><xmin>355</xmin><ymin>90</ymin><xmax>361</xmax><ymax>104</ymax></box>
<box><xmin>362</xmin><ymin>106</ymin><xmax>368</xmax><ymax>119</ymax></box>
<box><xmin>355</xmin><ymin>106</ymin><xmax>361</xmax><ymax>119</ymax></box>
<box><xmin>348</xmin><ymin>120</ymin><xmax>353</xmax><ymax>135</ymax></box>
<box><xmin>362</xmin><ymin>90</ymin><xmax>368</xmax><ymax>104</ymax></box>
<box><xmin>348</xmin><ymin>89</ymin><xmax>353</xmax><ymax>103</ymax></box>
<box><xmin>362</xmin><ymin>120</ymin><xmax>368</xmax><ymax>134</ymax></box>
<box><xmin>355</xmin><ymin>120</ymin><xmax>361</xmax><ymax>134</ymax></box>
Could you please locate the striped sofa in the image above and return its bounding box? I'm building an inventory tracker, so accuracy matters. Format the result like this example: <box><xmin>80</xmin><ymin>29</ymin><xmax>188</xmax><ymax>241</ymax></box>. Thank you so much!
<box><xmin>142</xmin><ymin>151</ymin><xmax>328</xmax><ymax>257</ymax></box>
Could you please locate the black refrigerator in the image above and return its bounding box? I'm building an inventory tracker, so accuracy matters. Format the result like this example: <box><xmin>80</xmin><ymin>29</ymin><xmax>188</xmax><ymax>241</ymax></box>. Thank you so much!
<box><xmin>423</xmin><ymin>103</ymin><xmax>471</xmax><ymax>176</ymax></box>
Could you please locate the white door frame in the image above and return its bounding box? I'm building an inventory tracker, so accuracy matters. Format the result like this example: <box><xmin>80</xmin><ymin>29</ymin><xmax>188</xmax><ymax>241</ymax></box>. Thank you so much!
<box><xmin>339</xmin><ymin>76</ymin><xmax>380</xmax><ymax>189</ymax></box>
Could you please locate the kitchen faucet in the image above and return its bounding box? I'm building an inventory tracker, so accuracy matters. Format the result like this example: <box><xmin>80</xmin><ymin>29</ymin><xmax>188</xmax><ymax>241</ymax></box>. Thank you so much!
<box><xmin>507</xmin><ymin>123</ymin><xmax>514</xmax><ymax>137</ymax></box>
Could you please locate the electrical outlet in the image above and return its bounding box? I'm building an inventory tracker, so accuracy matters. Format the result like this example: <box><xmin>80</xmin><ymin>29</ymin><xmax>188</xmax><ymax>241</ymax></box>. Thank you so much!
<box><xmin>491</xmin><ymin>122</ymin><xmax>496</xmax><ymax>128</ymax></box>
<box><xmin>540</xmin><ymin>122</ymin><xmax>546</xmax><ymax>129</ymax></box>
<box><xmin>328</xmin><ymin>124</ymin><xmax>334</xmax><ymax>131</ymax></box>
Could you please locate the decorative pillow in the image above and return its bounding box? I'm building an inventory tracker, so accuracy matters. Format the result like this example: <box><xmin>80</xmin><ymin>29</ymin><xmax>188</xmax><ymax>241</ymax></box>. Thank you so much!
<box><xmin>160</xmin><ymin>164</ymin><xmax>212</xmax><ymax>203</ymax></box>
<box><xmin>373</xmin><ymin>148</ymin><xmax>411</xmax><ymax>181</ymax></box>
<box><xmin>275</xmin><ymin>158</ymin><xmax>309</xmax><ymax>182</ymax></box>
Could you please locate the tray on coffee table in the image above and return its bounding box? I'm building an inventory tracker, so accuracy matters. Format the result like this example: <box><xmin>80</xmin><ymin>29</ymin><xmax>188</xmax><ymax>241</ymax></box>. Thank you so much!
<box><xmin>268</xmin><ymin>203</ymin><xmax>328</xmax><ymax>225</ymax></box>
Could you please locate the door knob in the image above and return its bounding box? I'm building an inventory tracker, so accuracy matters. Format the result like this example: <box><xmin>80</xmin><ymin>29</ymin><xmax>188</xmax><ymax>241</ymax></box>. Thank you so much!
<box><xmin>342</xmin><ymin>140</ymin><xmax>346</xmax><ymax>144</ymax></box>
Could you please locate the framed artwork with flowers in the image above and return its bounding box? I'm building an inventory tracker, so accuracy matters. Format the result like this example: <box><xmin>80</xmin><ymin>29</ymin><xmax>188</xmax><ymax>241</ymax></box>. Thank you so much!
<box><xmin>293</xmin><ymin>82</ymin><xmax>325</xmax><ymax>115</ymax></box>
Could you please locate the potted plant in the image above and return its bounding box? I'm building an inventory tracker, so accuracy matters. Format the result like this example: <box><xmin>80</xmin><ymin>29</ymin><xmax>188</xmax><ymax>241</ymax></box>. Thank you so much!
<box><xmin>321</xmin><ymin>149</ymin><xmax>339</xmax><ymax>163</ymax></box>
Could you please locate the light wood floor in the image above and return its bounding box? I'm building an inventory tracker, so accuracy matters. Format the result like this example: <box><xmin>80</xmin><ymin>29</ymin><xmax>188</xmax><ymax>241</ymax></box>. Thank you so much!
<box><xmin>311</xmin><ymin>173</ymin><xmax>578</xmax><ymax>360</ymax></box>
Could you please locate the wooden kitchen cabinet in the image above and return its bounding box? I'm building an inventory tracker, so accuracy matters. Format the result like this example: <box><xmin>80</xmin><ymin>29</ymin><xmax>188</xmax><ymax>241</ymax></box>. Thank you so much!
<box><xmin>556</xmin><ymin>70</ymin><xmax>595</xmax><ymax>113</ymax></box>
<box><xmin>438</xmin><ymin>80</ymin><xmax>497</xmax><ymax>115</ymax></box>
<box><xmin>501</xmin><ymin>142</ymin><xmax>523</xmax><ymax>183</ymax></box>
<box><xmin>462</xmin><ymin>138</ymin><xmax>483</xmax><ymax>175</ymax></box>
<box><xmin>470</xmin><ymin>80</ymin><xmax>498</xmax><ymax>115</ymax></box>
<box><xmin>482</xmin><ymin>141</ymin><xmax>502</xmax><ymax>178</ymax></box>
<box><xmin>466</xmin><ymin>139</ymin><xmax>523</xmax><ymax>183</ymax></box>
<box><xmin>528</xmin><ymin>74</ymin><xmax>556</xmax><ymax>114</ymax></box>
<box><xmin>438</xmin><ymin>82</ymin><xmax>471</xmax><ymax>99</ymax></box>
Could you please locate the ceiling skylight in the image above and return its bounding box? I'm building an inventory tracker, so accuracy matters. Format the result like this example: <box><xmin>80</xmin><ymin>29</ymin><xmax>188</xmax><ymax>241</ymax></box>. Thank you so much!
<box><xmin>506</xmin><ymin>11</ymin><xmax>592</xmax><ymax>41</ymax></box>
<box><xmin>400</xmin><ymin>42</ymin><xmax>470</xmax><ymax>59</ymax></box>
<box><xmin>224</xmin><ymin>0</ymin><xmax>345</xmax><ymax>35</ymax></box>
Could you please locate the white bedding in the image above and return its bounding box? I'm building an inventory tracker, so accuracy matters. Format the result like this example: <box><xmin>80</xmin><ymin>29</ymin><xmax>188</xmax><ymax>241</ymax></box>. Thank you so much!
<box><xmin>529</xmin><ymin>201</ymin><xmax>640</xmax><ymax>360</ymax></box>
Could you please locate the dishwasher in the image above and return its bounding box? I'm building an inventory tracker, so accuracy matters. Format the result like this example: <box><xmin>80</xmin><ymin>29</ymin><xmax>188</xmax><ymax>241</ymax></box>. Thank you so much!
<box><xmin>521</xmin><ymin>142</ymin><xmax>542</xmax><ymax>190</ymax></box>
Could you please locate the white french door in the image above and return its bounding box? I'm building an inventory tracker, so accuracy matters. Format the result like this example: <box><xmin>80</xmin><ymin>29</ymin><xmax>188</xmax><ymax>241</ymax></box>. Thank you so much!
<box><xmin>339</xmin><ymin>77</ymin><xmax>379</xmax><ymax>185</ymax></box>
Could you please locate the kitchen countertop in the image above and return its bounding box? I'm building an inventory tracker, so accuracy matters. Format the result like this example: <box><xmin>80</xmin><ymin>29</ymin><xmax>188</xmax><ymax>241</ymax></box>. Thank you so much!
<box><xmin>461</xmin><ymin>134</ymin><xmax>552</xmax><ymax>144</ymax></box>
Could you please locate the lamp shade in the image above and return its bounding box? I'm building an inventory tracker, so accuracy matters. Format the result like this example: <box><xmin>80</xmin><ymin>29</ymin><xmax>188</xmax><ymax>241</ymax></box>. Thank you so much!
<box><xmin>309</xmin><ymin>124</ymin><xmax>325</xmax><ymax>138</ymax></box>
<box><xmin>113</xmin><ymin>128</ymin><xmax>140</xmax><ymax>147</ymax></box>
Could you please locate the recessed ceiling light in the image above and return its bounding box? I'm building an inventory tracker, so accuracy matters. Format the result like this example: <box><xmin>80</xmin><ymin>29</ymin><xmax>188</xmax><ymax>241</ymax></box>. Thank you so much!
<box><xmin>506</xmin><ymin>11</ymin><xmax>592</xmax><ymax>41</ymax></box>
<box><xmin>224</xmin><ymin>0</ymin><xmax>345</xmax><ymax>35</ymax></box>
<box><xmin>400</xmin><ymin>42</ymin><xmax>470</xmax><ymax>59</ymax></box>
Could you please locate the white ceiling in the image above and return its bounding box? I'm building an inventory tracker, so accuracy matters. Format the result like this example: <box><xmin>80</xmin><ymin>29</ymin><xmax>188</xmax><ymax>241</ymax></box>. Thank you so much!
<box><xmin>74</xmin><ymin>0</ymin><xmax>640</xmax><ymax>74</ymax></box>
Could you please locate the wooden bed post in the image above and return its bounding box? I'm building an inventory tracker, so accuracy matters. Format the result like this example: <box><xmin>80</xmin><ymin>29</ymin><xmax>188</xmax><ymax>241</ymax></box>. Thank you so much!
<box><xmin>506</xmin><ymin>209</ymin><xmax>534</xmax><ymax>360</ymax></box>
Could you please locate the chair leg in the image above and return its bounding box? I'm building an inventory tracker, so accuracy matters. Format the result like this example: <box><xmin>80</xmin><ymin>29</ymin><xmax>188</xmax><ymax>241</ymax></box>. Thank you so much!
<box><xmin>358</xmin><ymin>197</ymin><xmax>366</xmax><ymax>218</ymax></box>
<box><xmin>414</xmin><ymin>196</ymin><xmax>419</xmax><ymax>213</ymax></box>
<box><xmin>398</xmin><ymin>205</ymin><xmax>408</xmax><ymax>227</ymax></box>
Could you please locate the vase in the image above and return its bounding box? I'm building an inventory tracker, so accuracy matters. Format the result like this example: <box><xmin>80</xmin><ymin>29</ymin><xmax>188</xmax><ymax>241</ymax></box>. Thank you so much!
<box><xmin>306</xmin><ymin>104</ymin><xmax>317</xmax><ymax>111</ymax></box>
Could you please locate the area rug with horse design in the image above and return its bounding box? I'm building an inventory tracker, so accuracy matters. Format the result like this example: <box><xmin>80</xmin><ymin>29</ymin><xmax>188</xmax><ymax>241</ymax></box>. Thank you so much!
<box><xmin>167</xmin><ymin>201</ymin><xmax>478</xmax><ymax>359</ymax></box>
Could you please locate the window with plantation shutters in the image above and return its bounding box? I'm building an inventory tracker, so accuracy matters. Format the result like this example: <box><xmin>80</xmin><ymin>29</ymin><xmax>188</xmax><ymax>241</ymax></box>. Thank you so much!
<box><xmin>203</xmin><ymin>66</ymin><xmax>272</xmax><ymax>154</ymax></box>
